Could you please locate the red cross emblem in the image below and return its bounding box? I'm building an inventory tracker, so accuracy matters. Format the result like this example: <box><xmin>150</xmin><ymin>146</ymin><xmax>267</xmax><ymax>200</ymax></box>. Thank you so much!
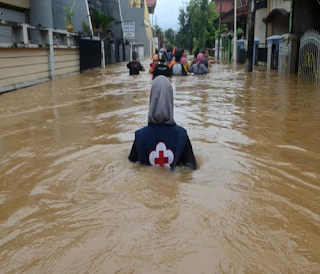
<box><xmin>149</xmin><ymin>142</ymin><xmax>174</xmax><ymax>167</ymax></box>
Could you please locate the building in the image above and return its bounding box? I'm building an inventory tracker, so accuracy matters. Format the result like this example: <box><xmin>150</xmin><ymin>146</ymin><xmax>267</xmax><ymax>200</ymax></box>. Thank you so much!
<box><xmin>0</xmin><ymin>0</ymin><xmax>95</xmax><ymax>93</ymax></box>
<box><xmin>218</xmin><ymin>0</ymin><xmax>248</xmax><ymax>35</ymax></box>
<box><xmin>265</xmin><ymin>0</ymin><xmax>291</xmax><ymax>37</ymax></box>
<box><xmin>292</xmin><ymin>0</ymin><xmax>320</xmax><ymax>39</ymax></box>
<box><xmin>0</xmin><ymin>0</ymin><xmax>91</xmax><ymax>42</ymax></box>
<box><xmin>120</xmin><ymin>0</ymin><xmax>155</xmax><ymax>58</ymax></box>
<box><xmin>88</xmin><ymin>0</ymin><xmax>124</xmax><ymax>64</ymax></box>
<box><xmin>212</xmin><ymin>0</ymin><xmax>234</xmax><ymax>14</ymax></box>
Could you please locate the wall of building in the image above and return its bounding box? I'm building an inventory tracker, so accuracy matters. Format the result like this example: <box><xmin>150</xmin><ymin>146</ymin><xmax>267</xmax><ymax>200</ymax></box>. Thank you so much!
<box><xmin>270</xmin><ymin>0</ymin><xmax>291</xmax><ymax>12</ymax></box>
<box><xmin>54</xmin><ymin>48</ymin><xmax>80</xmax><ymax>77</ymax></box>
<box><xmin>0</xmin><ymin>6</ymin><xmax>27</xmax><ymax>43</ymax></box>
<box><xmin>0</xmin><ymin>0</ymin><xmax>29</xmax><ymax>9</ymax></box>
<box><xmin>292</xmin><ymin>0</ymin><xmax>320</xmax><ymax>39</ymax></box>
<box><xmin>89</xmin><ymin>0</ymin><xmax>124</xmax><ymax>63</ymax></box>
<box><xmin>30</xmin><ymin>0</ymin><xmax>53</xmax><ymax>28</ymax></box>
<box><xmin>52</xmin><ymin>0</ymin><xmax>90</xmax><ymax>33</ymax></box>
<box><xmin>120</xmin><ymin>0</ymin><xmax>153</xmax><ymax>56</ymax></box>
<box><xmin>144</xmin><ymin>0</ymin><xmax>154</xmax><ymax>55</ymax></box>
<box><xmin>0</xmin><ymin>48</ymin><xmax>50</xmax><ymax>92</ymax></box>
<box><xmin>254</xmin><ymin>8</ymin><xmax>268</xmax><ymax>44</ymax></box>
<box><xmin>0</xmin><ymin>46</ymin><xmax>81</xmax><ymax>93</ymax></box>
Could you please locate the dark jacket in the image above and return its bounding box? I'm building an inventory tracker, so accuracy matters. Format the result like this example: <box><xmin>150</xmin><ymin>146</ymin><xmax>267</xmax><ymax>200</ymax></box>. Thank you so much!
<box><xmin>153</xmin><ymin>63</ymin><xmax>172</xmax><ymax>78</ymax></box>
<box><xmin>129</xmin><ymin>124</ymin><xmax>197</xmax><ymax>170</ymax></box>
<box><xmin>127</xmin><ymin>60</ymin><xmax>144</xmax><ymax>75</ymax></box>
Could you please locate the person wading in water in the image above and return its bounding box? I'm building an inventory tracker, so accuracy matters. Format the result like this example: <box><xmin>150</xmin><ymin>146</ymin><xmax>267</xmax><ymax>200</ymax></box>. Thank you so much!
<box><xmin>152</xmin><ymin>50</ymin><xmax>171</xmax><ymax>79</ymax></box>
<box><xmin>128</xmin><ymin>76</ymin><xmax>197</xmax><ymax>169</ymax></box>
<box><xmin>189</xmin><ymin>53</ymin><xmax>208</xmax><ymax>75</ymax></box>
<box><xmin>127</xmin><ymin>51</ymin><xmax>145</xmax><ymax>75</ymax></box>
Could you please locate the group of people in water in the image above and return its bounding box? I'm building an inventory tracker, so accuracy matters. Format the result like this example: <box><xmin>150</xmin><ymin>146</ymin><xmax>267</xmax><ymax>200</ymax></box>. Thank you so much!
<box><xmin>127</xmin><ymin>46</ymin><xmax>219</xmax><ymax>170</ymax></box>
<box><xmin>127</xmin><ymin>46</ymin><xmax>218</xmax><ymax>78</ymax></box>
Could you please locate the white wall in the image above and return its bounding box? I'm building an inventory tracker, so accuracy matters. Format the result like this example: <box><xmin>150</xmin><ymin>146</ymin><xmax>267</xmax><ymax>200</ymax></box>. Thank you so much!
<box><xmin>270</xmin><ymin>0</ymin><xmax>291</xmax><ymax>12</ymax></box>
<box><xmin>255</xmin><ymin>8</ymin><xmax>268</xmax><ymax>44</ymax></box>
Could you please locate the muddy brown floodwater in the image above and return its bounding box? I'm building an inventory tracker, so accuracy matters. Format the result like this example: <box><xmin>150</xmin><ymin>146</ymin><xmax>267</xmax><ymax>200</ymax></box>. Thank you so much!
<box><xmin>1</xmin><ymin>60</ymin><xmax>320</xmax><ymax>274</ymax></box>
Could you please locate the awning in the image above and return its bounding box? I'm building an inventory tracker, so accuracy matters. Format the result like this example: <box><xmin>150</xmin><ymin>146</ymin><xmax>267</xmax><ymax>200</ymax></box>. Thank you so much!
<box><xmin>263</xmin><ymin>9</ymin><xmax>290</xmax><ymax>23</ymax></box>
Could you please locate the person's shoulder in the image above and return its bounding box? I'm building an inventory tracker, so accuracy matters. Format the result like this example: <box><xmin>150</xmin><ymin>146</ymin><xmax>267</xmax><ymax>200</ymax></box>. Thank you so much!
<box><xmin>174</xmin><ymin>125</ymin><xmax>187</xmax><ymax>134</ymax></box>
<box><xmin>136</xmin><ymin>126</ymin><xmax>149</xmax><ymax>136</ymax></box>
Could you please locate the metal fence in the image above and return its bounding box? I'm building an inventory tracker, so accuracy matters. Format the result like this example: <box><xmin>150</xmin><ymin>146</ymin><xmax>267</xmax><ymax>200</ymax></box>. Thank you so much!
<box><xmin>298</xmin><ymin>30</ymin><xmax>320</xmax><ymax>84</ymax></box>
<box><xmin>279</xmin><ymin>40</ymin><xmax>291</xmax><ymax>74</ymax></box>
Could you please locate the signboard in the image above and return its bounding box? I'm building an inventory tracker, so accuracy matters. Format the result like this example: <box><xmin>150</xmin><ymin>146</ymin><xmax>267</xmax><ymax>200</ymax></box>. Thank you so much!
<box><xmin>122</xmin><ymin>22</ymin><xmax>135</xmax><ymax>40</ymax></box>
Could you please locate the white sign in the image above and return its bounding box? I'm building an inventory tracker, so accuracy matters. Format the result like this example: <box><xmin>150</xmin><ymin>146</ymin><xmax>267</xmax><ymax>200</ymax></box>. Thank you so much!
<box><xmin>123</xmin><ymin>22</ymin><xmax>135</xmax><ymax>40</ymax></box>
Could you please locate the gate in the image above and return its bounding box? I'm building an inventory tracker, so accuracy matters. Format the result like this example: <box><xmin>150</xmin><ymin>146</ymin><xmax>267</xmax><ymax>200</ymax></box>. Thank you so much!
<box><xmin>298</xmin><ymin>30</ymin><xmax>320</xmax><ymax>84</ymax></box>
<box><xmin>279</xmin><ymin>41</ymin><xmax>291</xmax><ymax>74</ymax></box>
<box><xmin>79</xmin><ymin>38</ymin><xmax>102</xmax><ymax>72</ymax></box>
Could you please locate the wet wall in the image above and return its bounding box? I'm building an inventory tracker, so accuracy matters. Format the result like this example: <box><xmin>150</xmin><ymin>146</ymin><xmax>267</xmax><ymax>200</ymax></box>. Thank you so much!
<box><xmin>52</xmin><ymin>0</ymin><xmax>90</xmax><ymax>32</ymax></box>
<box><xmin>292</xmin><ymin>0</ymin><xmax>320</xmax><ymax>39</ymax></box>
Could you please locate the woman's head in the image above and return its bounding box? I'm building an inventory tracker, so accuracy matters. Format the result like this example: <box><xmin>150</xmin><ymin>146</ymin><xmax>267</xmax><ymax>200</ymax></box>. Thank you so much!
<box><xmin>175</xmin><ymin>49</ymin><xmax>182</xmax><ymax>63</ymax></box>
<box><xmin>197</xmin><ymin>53</ymin><xmax>204</xmax><ymax>67</ymax></box>
<box><xmin>180</xmin><ymin>56</ymin><xmax>187</xmax><ymax>65</ymax></box>
<box><xmin>148</xmin><ymin>76</ymin><xmax>175</xmax><ymax>125</ymax></box>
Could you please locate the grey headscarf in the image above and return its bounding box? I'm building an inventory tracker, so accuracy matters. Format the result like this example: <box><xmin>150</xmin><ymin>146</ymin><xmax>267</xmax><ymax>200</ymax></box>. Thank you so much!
<box><xmin>148</xmin><ymin>76</ymin><xmax>176</xmax><ymax>125</ymax></box>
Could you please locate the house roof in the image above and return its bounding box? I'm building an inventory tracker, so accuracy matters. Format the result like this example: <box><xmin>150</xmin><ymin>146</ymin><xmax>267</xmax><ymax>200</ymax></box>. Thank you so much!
<box><xmin>147</xmin><ymin>0</ymin><xmax>156</xmax><ymax>7</ymax></box>
<box><xmin>221</xmin><ymin>5</ymin><xmax>248</xmax><ymax>23</ymax></box>
<box><xmin>263</xmin><ymin>9</ymin><xmax>290</xmax><ymax>23</ymax></box>
<box><xmin>147</xmin><ymin>0</ymin><xmax>157</xmax><ymax>14</ymax></box>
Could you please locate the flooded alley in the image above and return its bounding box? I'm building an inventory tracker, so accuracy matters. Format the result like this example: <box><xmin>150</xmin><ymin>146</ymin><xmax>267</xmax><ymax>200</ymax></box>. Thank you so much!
<box><xmin>1</xmin><ymin>61</ymin><xmax>320</xmax><ymax>274</ymax></box>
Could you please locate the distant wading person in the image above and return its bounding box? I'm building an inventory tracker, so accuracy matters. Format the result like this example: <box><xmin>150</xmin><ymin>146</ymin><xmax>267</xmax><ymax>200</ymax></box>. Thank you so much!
<box><xmin>127</xmin><ymin>51</ymin><xmax>145</xmax><ymax>75</ymax></box>
<box><xmin>152</xmin><ymin>50</ymin><xmax>171</xmax><ymax>79</ymax></box>
<box><xmin>180</xmin><ymin>48</ymin><xmax>189</xmax><ymax>74</ymax></box>
<box><xmin>128</xmin><ymin>76</ymin><xmax>197</xmax><ymax>170</ymax></box>
<box><xmin>189</xmin><ymin>53</ymin><xmax>208</xmax><ymax>75</ymax></box>
<box><xmin>171</xmin><ymin>49</ymin><xmax>188</xmax><ymax>76</ymax></box>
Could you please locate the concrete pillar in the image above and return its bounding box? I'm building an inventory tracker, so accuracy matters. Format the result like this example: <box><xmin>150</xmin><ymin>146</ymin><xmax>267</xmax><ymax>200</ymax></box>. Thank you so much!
<box><xmin>48</xmin><ymin>29</ymin><xmax>55</xmax><ymax>80</ymax></box>
<box><xmin>125</xmin><ymin>44</ymin><xmax>131</xmax><ymax>62</ymax></box>
<box><xmin>101</xmin><ymin>40</ymin><xmax>106</xmax><ymax>68</ymax></box>
<box><xmin>110</xmin><ymin>44</ymin><xmax>116</xmax><ymax>64</ymax></box>
<box><xmin>119</xmin><ymin>44</ymin><xmax>124</xmax><ymax>62</ymax></box>
<box><xmin>12</xmin><ymin>24</ymin><xmax>28</xmax><ymax>44</ymax></box>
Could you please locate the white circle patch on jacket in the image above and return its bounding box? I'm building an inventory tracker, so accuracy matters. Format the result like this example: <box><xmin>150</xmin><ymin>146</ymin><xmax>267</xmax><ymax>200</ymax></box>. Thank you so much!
<box><xmin>149</xmin><ymin>142</ymin><xmax>174</xmax><ymax>167</ymax></box>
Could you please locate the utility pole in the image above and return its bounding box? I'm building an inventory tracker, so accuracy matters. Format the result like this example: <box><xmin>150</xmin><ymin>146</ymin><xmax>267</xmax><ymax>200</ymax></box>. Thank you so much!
<box><xmin>234</xmin><ymin>0</ymin><xmax>237</xmax><ymax>64</ymax></box>
<box><xmin>217</xmin><ymin>0</ymin><xmax>222</xmax><ymax>60</ymax></box>
<box><xmin>244</xmin><ymin>0</ymin><xmax>256</xmax><ymax>72</ymax></box>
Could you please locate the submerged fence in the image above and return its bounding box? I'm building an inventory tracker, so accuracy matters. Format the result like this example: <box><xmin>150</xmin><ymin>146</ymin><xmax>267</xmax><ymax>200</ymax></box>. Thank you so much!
<box><xmin>279</xmin><ymin>41</ymin><xmax>292</xmax><ymax>74</ymax></box>
<box><xmin>298</xmin><ymin>30</ymin><xmax>320</xmax><ymax>84</ymax></box>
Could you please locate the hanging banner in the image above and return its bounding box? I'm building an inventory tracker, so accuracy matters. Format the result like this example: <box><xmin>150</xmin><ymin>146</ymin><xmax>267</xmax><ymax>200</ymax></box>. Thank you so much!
<box><xmin>122</xmin><ymin>21</ymin><xmax>135</xmax><ymax>40</ymax></box>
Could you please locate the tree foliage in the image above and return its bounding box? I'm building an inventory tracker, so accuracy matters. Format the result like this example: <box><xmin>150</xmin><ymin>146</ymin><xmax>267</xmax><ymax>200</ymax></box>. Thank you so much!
<box><xmin>153</xmin><ymin>24</ymin><xmax>164</xmax><ymax>47</ymax></box>
<box><xmin>164</xmin><ymin>28</ymin><xmax>176</xmax><ymax>48</ymax></box>
<box><xmin>175</xmin><ymin>0</ymin><xmax>219</xmax><ymax>53</ymax></box>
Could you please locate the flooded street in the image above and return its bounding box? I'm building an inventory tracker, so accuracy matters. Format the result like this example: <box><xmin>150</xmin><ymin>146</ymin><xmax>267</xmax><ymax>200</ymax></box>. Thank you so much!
<box><xmin>1</xmin><ymin>61</ymin><xmax>320</xmax><ymax>274</ymax></box>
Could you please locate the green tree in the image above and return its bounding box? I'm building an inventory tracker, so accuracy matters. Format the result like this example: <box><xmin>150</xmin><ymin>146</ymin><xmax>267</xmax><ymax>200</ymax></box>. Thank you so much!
<box><xmin>176</xmin><ymin>0</ymin><xmax>219</xmax><ymax>53</ymax></box>
<box><xmin>175</xmin><ymin>7</ymin><xmax>192</xmax><ymax>51</ymax></box>
<box><xmin>164</xmin><ymin>28</ymin><xmax>176</xmax><ymax>47</ymax></box>
<box><xmin>153</xmin><ymin>25</ymin><xmax>164</xmax><ymax>47</ymax></box>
